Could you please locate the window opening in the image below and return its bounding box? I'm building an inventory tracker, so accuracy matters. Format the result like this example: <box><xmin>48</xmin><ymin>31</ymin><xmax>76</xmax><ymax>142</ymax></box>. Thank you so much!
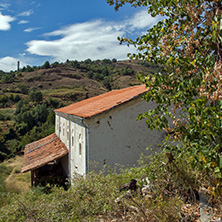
<box><xmin>79</xmin><ymin>143</ymin><xmax>82</xmax><ymax>156</ymax></box>
<box><xmin>72</xmin><ymin>129</ymin><xmax>74</xmax><ymax>147</ymax></box>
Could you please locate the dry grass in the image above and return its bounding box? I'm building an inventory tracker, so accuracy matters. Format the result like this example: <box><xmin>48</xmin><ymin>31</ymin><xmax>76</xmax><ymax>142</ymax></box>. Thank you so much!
<box><xmin>4</xmin><ymin>155</ymin><xmax>23</xmax><ymax>169</ymax></box>
<box><xmin>3</xmin><ymin>156</ymin><xmax>30</xmax><ymax>192</ymax></box>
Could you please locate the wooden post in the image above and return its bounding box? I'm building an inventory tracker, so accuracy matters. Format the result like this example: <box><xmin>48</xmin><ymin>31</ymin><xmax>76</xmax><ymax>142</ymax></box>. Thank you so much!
<box><xmin>31</xmin><ymin>170</ymin><xmax>34</xmax><ymax>187</ymax></box>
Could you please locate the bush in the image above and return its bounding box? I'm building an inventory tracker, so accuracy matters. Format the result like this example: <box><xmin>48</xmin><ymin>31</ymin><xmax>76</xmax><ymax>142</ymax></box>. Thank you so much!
<box><xmin>29</xmin><ymin>91</ymin><xmax>43</xmax><ymax>103</ymax></box>
<box><xmin>1</xmin><ymin>74</ymin><xmax>14</xmax><ymax>83</ymax></box>
<box><xmin>121</xmin><ymin>67</ymin><xmax>135</xmax><ymax>76</ymax></box>
<box><xmin>18</xmin><ymin>84</ymin><xmax>29</xmax><ymax>94</ymax></box>
<box><xmin>13</xmin><ymin>94</ymin><xmax>21</xmax><ymax>102</ymax></box>
<box><xmin>42</xmin><ymin>61</ymin><xmax>50</xmax><ymax>69</ymax></box>
<box><xmin>0</xmin><ymin>113</ymin><xmax>5</xmax><ymax>120</ymax></box>
<box><xmin>0</xmin><ymin>94</ymin><xmax>8</xmax><ymax>103</ymax></box>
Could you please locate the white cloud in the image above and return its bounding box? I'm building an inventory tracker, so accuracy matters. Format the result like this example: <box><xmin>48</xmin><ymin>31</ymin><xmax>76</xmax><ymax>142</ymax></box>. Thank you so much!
<box><xmin>26</xmin><ymin>20</ymin><xmax>129</xmax><ymax>61</ymax></box>
<box><xmin>18</xmin><ymin>10</ymin><xmax>33</xmax><ymax>17</ymax></box>
<box><xmin>24</xmin><ymin>27</ymin><xmax>40</xmax><ymax>32</ymax></box>
<box><xmin>18</xmin><ymin>20</ymin><xmax>29</xmax><ymax>24</ymax></box>
<box><xmin>128</xmin><ymin>10</ymin><xmax>160</xmax><ymax>30</ymax></box>
<box><xmin>25</xmin><ymin>10</ymin><xmax>160</xmax><ymax>62</ymax></box>
<box><xmin>0</xmin><ymin>56</ymin><xmax>17</xmax><ymax>72</ymax></box>
<box><xmin>0</xmin><ymin>56</ymin><xmax>28</xmax><ymax>72</ymax></box>
<box><xmin>0</xmin><ymin>12</ymin><xmax>15</xmax><ymax>30</ymax></box>
<box><xmin>0</xmin><ymin>3</ymin><xmax>10</xmax><ymax>10</ymax></box>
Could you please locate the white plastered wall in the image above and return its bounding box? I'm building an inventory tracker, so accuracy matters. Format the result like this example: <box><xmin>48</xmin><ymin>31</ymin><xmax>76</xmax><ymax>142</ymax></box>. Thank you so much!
<box><xmin>55</xmin><ymin>112</ymin><xmax>86</xmax><ymax>183</ymax></box>
<box><xmin>85</xmin><ymin>98</ymin><xmax>165</xmax><ymax>173</ymax></box>
<box><xmin>69</xmin><ymin>116</ymin><xmax>86</xmax><ymax>181</ymax></box>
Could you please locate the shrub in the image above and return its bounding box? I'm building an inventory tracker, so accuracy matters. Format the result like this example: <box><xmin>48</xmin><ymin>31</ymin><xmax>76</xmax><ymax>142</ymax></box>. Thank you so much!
<box><xmin>42</xmin><ymin>61</ymin><xmax>50</xmax><ymax>69</ymax></box>
<box><xmin>18</xmin><ymin>84</ymin><xmax>29</xmax><ymax>94</ymax></box>
<box><xmin>28</xmin><ymin>91</ymin><xmax>43</xmax><ymax>103</ymax></box>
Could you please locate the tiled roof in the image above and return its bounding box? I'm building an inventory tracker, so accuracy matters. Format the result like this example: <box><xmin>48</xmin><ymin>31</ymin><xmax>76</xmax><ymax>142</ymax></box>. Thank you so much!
<box><xmin>21</xmin><ymin>133</ymin><xmax>68</xmax><ymax>173</ymax></box>
<box><xmin>55</xmin><ymin>84</ymin><xmax>148</xmax><ymax>118</ymax></box>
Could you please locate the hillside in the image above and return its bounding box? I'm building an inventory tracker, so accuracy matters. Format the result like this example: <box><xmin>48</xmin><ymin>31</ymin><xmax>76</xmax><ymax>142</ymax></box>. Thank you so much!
<box><xmin>0</xmin><ymin>60</ymin><xmax>159</xmax><ymax>104</ymax></box>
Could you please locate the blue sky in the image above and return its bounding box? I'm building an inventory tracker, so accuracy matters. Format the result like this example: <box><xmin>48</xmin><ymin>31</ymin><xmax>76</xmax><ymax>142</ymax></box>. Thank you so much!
<box><xmin>0</xmin><ymin>0</ymin><xmax>160</xmax><ymax>72</ymax></box>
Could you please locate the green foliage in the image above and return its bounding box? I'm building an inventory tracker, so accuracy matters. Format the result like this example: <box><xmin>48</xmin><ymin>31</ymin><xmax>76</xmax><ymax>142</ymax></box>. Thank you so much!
<box><xmin>108</xmin><ymin>0</ymin><xmax>222</xmax><ymax>194</ymax></box>
<box><xmin>28</xmin><ymin>91</ymin><xmax>43</xmax><ymax>103</ymax></box>
<box><xmin>0</xmin><ymin>164</ymin><xmax>12</xmax><ymax>193</ymax></box>
<box><xmin>71</xmin><ymin>60</ymin><xmax>80</xmax><ymax>68</ymax></box>
<box><xmin>21</xmin><ymin>65</ymin><xmax>34</xmax><ymax>72</ymax></box>
<box><xmin>4</xmin><ymin>139</ymin><xmax>20</xmax><ymax>155</ymax></box>
<box><xmin>4</xmin><ymin>150</ymin><xmax>221</xmax><ymax>221</ymax></box>
<box><xmin>1</xmin><ymin>73</ymin><xmax>15</xmax><ymax>83</ymax></box>
<box><xmin>13</xmin><ymin>94</ymin><xmax>21</xmax><ymax>102</ymax></box>
<box><xmin>120</xmin><ymin>66</ymin><xmax>135</xmax><ymax>76</ymax></box>
<box><xmin>0</xmin><ymin>143</ymin><xmax>9</xmax><ymax>162</ymax></box>
<box><xmin>0</xmin><ymin>90</ymin><xmax>59</xmax><ymax>160</ymax></box>
<box><xmin>0</xmin><ymin>93</ymin><xmax>20</xmax><ymax>108</ymax></box>
<box><xmin>103</xmin><ymin>77</ymin><xmax>112</xmax><ymax>90</ymax></box>
<box><xmin>112</xmin><ymin>58</ymin><xmax>117</xmax><ymax>63</ymax></box>
<box><xmin>17</xmin><ymin>72</ymin><xmax>22</xmax><ymax>77</ymax></box>
<box><xmin>18</xmin><ymin>83</ymin><xmax>29</xmax><ymax>94</ymax></box>
<box><xmin>0</xmin><ymin>154</ymin><xmax>187</xmax><ymax>221</ymax></box>
<box><xmin>48</xmin><ymin>97</ymin><xmax>61</xmax><ymax>108</ymax></box>
<box><xmin>0</xmin><ymin>94</ymin><xmax>8</xmax><ymax>103</ymax></box>
<box><xmin>42</xmin><ymin>61</ymin><xmax>50</xmax><ymax>69</ymax></box>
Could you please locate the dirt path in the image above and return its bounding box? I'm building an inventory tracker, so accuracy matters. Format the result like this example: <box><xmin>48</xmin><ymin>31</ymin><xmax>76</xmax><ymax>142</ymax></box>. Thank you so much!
<box><xmin>4</xmin><ymin>156</ymin><xmax>30</xmax><ymax>192</ymax></box>
<box><xmin>5</xmin><ymin>167</ymin><xmax>16</xmax><ymax>185</ymax></box>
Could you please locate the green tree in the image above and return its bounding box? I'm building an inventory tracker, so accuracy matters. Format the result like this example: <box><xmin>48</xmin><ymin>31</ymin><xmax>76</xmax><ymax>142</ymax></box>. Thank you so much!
<box><xmin>26</xmin><ymin>65</ymin><xmax>34</xmax><ymax>72</ymax></box>
<box><xmin>42</xmin><ymin>61</ymin><xmax>50</xmax><ymax>69</ymax></box>
<box><xmin>108</xmin><ymin>0</ymin><xmax>222</xmax><ymax>193</ymax></box>
<box><xmin>31</xmin><ymin>104</ymin><xmax>49</xmax><ymax>125</ymax></box>
<box><xmin>13</xmin><ymin>94</ymin><xmax>21</xmax><ymax>102</ymax></box>
<box><xmin>29</xmin><ymin>91</ymin><xmax>43</xmax><ymax>103</ymax></box>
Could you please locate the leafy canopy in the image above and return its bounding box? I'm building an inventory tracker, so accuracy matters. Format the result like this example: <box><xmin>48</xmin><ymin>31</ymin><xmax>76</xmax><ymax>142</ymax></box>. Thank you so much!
<box><xmin>108</xmin><ymin>0</ymin><xmax>222</xmax><ymax>193</ymax></box>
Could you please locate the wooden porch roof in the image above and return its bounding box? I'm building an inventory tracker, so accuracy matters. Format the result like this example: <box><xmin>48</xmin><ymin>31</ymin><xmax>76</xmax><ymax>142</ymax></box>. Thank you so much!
<box><xmin>21</xmin><ymin>133</ymin><xmax>68</xmax><ymax>173</ymax></box>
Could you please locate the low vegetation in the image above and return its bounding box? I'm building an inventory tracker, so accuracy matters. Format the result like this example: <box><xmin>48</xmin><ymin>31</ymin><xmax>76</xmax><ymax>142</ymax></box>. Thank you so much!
<box><xmin>0</xmin><ymin>152</ymin><xmax>221</xmax><ymax>221</ymax></box>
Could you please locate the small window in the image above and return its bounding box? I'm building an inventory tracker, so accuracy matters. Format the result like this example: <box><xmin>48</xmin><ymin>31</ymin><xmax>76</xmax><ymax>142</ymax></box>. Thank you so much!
<box><xmin>66</xmin><ymin>122</ymin><xmax>69</xmax><ymax>139</ymax></box>
<box><xmin>63</xmin><ymin>123</ymin><xmax>65</xmax><ymax>136</ymax></box>
<box><xmin>79</xmin><ymin>143</ymin><xmax>82</xmax><ymax>156</ymax></box>
<box><xmin>72</xmin><ymin>129</ymin><xmax>74</xmax><ymax>147</ymax></box>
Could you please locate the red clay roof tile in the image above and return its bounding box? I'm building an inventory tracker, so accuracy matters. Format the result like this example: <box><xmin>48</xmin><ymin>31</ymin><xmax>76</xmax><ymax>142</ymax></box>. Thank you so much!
<box><xmin>21</xmin><ymin>133</ymin><xmax>68</xmax><ymax>173</ymax></box>
<box><xmin>55</xmin><ymin>84</ymin><xmax>148</xmax><ymax>118</ymax></box>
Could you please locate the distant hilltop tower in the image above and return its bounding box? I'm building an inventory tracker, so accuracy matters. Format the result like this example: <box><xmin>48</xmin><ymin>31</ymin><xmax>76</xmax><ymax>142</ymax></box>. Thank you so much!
<box><xmin>17</xmin><ymin>61</ymin><xmax>20</xmax><ymax>71</ymax></box>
